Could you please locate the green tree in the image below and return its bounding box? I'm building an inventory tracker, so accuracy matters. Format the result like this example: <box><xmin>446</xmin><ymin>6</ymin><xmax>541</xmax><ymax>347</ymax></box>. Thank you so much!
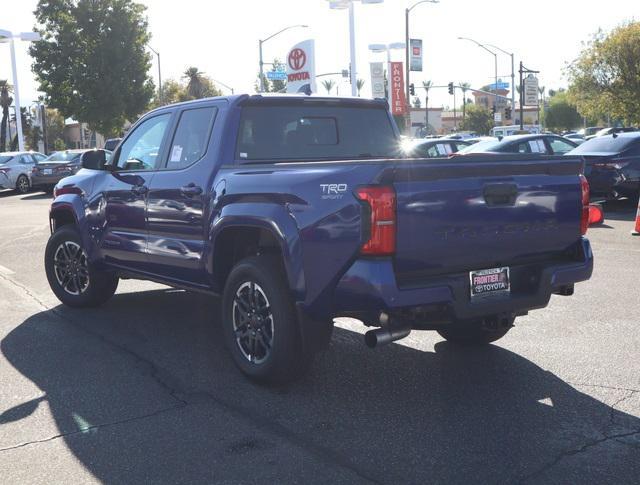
<box><xmin>153</xmin><ymin>69</ymin><xmax>222</xmax><ymax>108</ymax></box>
<box><xmin>10</xmin><ymin>108</ymin><xmax>32</xmax><ymax>151</ymax></box>
<box><xmin>460</xmin><ymin>104</ymin><xmax>494</xmax><ymax>135</ymax></box>
<box><xmin>567</xmin><ymin>21</ymin><xmax>640</xmax><ymax>125</ymax></box>
<box><xmin>0</xmin><ymin>80</ymin><xmax>13</xmax><ymax>152</ymax></box>
<box><xmin>321</xmin><ymin>79</ymin><xmax>335</xmax><ymax>95</ymax></box>
<box><xmin>183</xmin><ymin>67</ymin><xmax>206</xmax><ymax>99</ymax></box>
<box><xmin>256</xmin><ymin>59</ymin><xmax>287</xmax><ymax>93</ymax></box>
<box><xmin>543</xmin><ymin>91</ymin><xmax>582</xmax><ymax>132</ymax></box>
<box><xmin>43</xmin><ymin>108</ymin><xmax>65</xmax><ymax>153</ymax></box>
<box><xmin>460</xmin><ymin>82</ymin><xmax>471</xmax><ymax>121</ymax></box>
<box><xmin>30</xmin><ymin>0</ymin><xmax>155</xmax><ymax>137</ymax></box>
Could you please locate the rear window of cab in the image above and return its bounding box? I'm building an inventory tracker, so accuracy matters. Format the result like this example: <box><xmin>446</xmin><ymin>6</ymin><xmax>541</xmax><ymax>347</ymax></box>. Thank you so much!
<box><xmin>236</xmin><ymin>104</ymin><xmax>398</xmax><ymax>162</ymax></box>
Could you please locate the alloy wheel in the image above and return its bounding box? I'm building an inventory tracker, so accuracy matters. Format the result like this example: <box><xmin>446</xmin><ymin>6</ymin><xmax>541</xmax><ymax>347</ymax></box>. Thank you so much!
<box><xmin>17</xmin><ymin>176</ymin><xmax>29</xmax><ymax>194</ymax></box>
<box><xmin>53</xmin><ymin>241</ymin><xmax>90</xmax><ymax>295</ymax></box>
<box><xmin>232</xmin><ymin>281</ymin><xmax>274</xmax><ymax>364</ymax></box>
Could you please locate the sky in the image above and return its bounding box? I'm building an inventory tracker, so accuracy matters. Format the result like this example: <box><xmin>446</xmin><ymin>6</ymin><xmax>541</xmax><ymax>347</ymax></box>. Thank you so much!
<box><xmin>1</xmin><ymin>0</ymin><xmax>639</xmax><ymax>110</ymax></box>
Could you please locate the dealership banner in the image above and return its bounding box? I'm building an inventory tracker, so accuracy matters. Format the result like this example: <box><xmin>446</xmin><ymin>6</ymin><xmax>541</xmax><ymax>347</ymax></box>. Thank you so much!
<box><xmin>286</xmin><ymin>39</ymin><xmax>316</xmax><ymax>94</ymax></box>
<box><xmin>390</xmin><ymin>61</ymin><xmax>407</xmax><ymax>115</ymax></box>
<box><xmin>370</xmin><ymin>62</ymin><xmax>385</xmax><ymax>99</ymax></box>
<box><xmin>410</xmin><ymin>39</ymin><xmax>422</xmax><ymax>72</ymax></box>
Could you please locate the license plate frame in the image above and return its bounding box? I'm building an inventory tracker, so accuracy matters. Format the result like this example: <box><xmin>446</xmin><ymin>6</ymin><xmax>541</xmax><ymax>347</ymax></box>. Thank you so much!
<box><xmin>43</xmin><ymin>169</ymin><xmax>52</xmax><ymax>175</ymax></box>
<box><xmin>470</xmin><ymin>267</ymin><xmax>510</xmax><ymax>299</ymax></box>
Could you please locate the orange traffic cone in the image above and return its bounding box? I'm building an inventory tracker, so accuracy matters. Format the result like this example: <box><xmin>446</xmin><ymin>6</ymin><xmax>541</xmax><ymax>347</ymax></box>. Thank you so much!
<box><xmin>633</xmin><ymin>199</ymin><xmax>640</xmax><ymax>236</ymax></box>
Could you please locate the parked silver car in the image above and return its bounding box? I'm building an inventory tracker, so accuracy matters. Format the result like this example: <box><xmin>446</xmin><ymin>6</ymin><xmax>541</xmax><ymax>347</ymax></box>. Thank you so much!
<box><xmin>0</xmin><ymin>151</ymin><xmax>47</xmax><ymax>194</ymax></box>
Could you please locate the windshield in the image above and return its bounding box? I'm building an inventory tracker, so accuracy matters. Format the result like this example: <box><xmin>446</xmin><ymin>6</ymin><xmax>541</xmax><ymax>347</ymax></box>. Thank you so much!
<box><xmin>458</xmin><ymin>139</ymin><xmax>502</xmax><ymax>154</ymax></box>
<box><xmin>41</xmin><ymin>151</ymin><xmax>80</xmax><ymax>163</ymax></box>
<box><xmin>0</xmin><ymin>155</ymin><xmax>13</xmax><ymax>164</ymax></box>
<box><xmin>569</xmin><ymin>136</ymin><xmax>639</xmax><ymax>155</ymax></box>
<box><xmin>236</xmin><ymin>104</ymin><xmax>398</xmax><ymax>161</ymax></box>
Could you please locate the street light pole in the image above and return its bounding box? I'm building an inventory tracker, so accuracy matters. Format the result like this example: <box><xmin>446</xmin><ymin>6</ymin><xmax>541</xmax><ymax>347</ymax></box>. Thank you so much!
<box><xmin>258</xmin><ymin>24</ymin><xmax>308</xmax><ymax>93</ymax></box>
<box><xmin>405</xmin><ymin>1</ymin><xmax>438</xmax><ymax>131</ymax></box>
<box><xmin>148</xmin><ymin>45</ymin><xmax>162</xmax><ymax>104</ymax></box>
<box><xmin>8</xmin><ymin>38</ymin><xmax>24</xmax><ymax>151</ymax></box>
<box><xmin>348</xmin><ymin>1</ymin><xmax>357</xmax><ymax>96</ymax></box>
<box><xmin>0</xmin><ymin>29</ymin><xmax>41</xmax><ymax>152</ymax></box>
<box><xmin>486</xmin><ymin>43</ymin><xmax>515</xmax><ymax>114</ymax></box>
<box><xmin>458</xmin><ymin>37</ymin><xmax>498</xmax><ymax>122</ymax></box>
<box><xmin>328</xmin><ymin>1</ymin><xmax>384</xmax><ymax>97</ymax></box>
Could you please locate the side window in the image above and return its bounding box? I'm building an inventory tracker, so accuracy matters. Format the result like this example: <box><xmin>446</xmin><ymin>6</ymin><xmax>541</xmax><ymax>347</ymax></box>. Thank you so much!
<box><xmin>115</xmin><ymin>113</ymin><xmax>171</xmax><ymax>171</ymax></box>
<box><xmin>19</xmin><ymin>155</ymin><xmax>31</xmax><ymax>164</ymax></box>
<box><xmin>426</xmin><ymin>145</ymin><xmax>439</xmax><ymax>157</ymax></box>
<box><xmin>166</xmin><ymin>106</ymin><xmax>217</xmax><ymax>169</ymax></box>
<box><xmin>529</xmin><ymin>139</ymin><xmax>547</xmax><ymax>153</ymax></box>
<box><xmin>549</xmin><ymin>138</ymin><xmax>575</xmax><ymax>154</ymax></box>
<box><xmin>32</xmin><ymin>154</ymin><xmax>46</xmax><ymax>162</ymax></box>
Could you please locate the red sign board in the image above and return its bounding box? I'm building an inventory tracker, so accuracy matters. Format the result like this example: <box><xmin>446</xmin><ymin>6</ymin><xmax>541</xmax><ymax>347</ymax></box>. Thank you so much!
<box><xmin>390</xmin><ymin>62</ymin><xmax>407</xmax><ymax>115</ymax></box>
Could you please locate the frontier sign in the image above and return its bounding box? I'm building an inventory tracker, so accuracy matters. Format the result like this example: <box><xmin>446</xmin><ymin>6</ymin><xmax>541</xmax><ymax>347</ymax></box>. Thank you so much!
<box><xmin>286</xmin><ymin>39</ymin><xmax>317</xmax><ymax>94</ymax></box>
<box><xmin>390</xmin><ymin>61</ymin><xmax>407</xmax><ymax>116</ymax></box>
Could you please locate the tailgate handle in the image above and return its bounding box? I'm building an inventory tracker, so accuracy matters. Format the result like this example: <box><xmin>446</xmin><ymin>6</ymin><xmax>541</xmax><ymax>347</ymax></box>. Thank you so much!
<box><xmin>483</xmin><ymin>184</ymin><xmax>518</xmax><ymax>206</ymax></box>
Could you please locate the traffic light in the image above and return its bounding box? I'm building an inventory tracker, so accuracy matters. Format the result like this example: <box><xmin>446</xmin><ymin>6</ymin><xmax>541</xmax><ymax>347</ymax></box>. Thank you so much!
<box><xmin>409</xmin><ymin>83</ymin><xmax>415</xmax><ymax>96</ymax></box>
<box><xmin>448</xmin><ymin>82</ymin><xmax>454</xmax><ymax>95</ymax></box>
<box><xmin>505</xmin><ymin>107</ymin><xmax>512</xmax><ymax>120</ymax></box>
<box><xmin>491</xmin><ymin>105</ymin><xmax>496</xmax><ymax>115</ymax></box>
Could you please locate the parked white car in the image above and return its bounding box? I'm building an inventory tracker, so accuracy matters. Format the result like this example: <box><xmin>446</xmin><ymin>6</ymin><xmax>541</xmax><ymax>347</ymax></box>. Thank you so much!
<box><xmin>0</xmin><ymin>151</ymin><xmax>47</xmax><ymax>194</ymax></box>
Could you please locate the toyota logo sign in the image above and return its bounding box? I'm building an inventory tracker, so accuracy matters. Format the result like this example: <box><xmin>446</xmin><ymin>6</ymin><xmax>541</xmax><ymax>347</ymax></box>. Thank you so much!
<box><xmin>288</xmin><ymin>48</ymin><xmax>306</xmax><ymax>71</ymax></box>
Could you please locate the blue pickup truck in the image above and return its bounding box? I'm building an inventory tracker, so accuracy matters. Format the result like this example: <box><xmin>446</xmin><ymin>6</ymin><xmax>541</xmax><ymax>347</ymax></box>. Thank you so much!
<box><xmin>45</xmin><ymin>95</ymin><xmax>593</xmax><ymax>383</ymax></box>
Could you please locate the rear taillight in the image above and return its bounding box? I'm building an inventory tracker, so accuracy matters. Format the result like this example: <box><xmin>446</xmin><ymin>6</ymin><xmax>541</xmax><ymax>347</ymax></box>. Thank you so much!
<box><xmin>53</xmin><ymin>186</ymin><xmax>82</xmax><ymax>198</ymax></box>
<box><xmin>355</xmin><ymin>186</ymin><xmax>396</xmax><ymax>256</ymax></box>
<box><xmin>580</xmin><ymin>174</ymin><xmax>590</xmax><ymax>235</ymax></box>
<box><xmin>31</xmin><ymin>167</ymin><xmax>38</xmax><ymax>174</ymax></box>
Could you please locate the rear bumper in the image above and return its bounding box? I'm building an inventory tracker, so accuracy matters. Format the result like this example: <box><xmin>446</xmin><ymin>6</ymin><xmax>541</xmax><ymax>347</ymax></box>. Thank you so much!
<box><xmin>587</xmin><ymin>170</ymin><xmax>639</xmax><ymax>199</ymax></box>
<box><xmin>31</xmin><ymin>174</ymin><xmax>65</xmax><ymax>187</ymax></box>
<box><xmin>331</xmin><ymin>238</ymin><xmax>593</xmax><ymax>323</ymax></box>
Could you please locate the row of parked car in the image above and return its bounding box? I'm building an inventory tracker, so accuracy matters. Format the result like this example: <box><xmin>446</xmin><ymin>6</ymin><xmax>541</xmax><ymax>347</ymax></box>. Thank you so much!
<box><xmin>0</xmin><ymin>148</ymin><xmax>112</xmax><ymax>195</ymax></box>
<box><xmin>405</xmin><ymin>130</ymin><xmax>640</xmax><ymax>201</ymax></box>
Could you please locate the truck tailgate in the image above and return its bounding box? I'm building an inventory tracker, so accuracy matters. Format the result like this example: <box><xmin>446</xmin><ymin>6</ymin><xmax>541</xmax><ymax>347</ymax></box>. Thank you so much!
<box><xmin>390</xmin><ymin>155</ymin><xmax>585</xmax><ymax>286</ymax></box>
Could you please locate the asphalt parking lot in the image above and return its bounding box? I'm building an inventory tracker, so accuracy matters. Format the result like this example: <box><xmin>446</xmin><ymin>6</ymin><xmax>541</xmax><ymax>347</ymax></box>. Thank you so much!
<box><xmin>0</xmin><ymin>188</ymin><xmax>639</xmax><ymax>484</ymax></box>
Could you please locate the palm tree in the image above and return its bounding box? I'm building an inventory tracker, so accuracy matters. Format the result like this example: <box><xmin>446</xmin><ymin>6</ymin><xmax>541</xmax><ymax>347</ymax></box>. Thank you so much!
<box><xmin>422</xmin><ymin>80</ymin><xmax>433</xmax><ymax>135</ymax></box>
<box><xmin>321</xmin><ymin>79</ymin><xmax>335</xmax><ymax>95</ymax></box>
<box><xmin>356</xmin><ymin>79</ymin><xmax>365</xmax><ymax>97</ymax></box>
<box><xmin>183</xmin><ymin>67</ymin><xmax>206</xmax><ymax>99</ymax></box>
<box><xmin>0</xmin><ymin>80</ymin><xmax>13</xmax><ymax>152</ymax></box>
<box><xmin>460</xmin><ymin>82</ymin><xmax>471</xmax><ymax>122</ymax></box>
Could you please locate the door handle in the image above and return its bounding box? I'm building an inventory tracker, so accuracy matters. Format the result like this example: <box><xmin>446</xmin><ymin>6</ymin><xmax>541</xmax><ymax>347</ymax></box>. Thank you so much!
<box><xmin>131</xmin><ymin>184</ymin><xmax>148</xmax><ymax>196</ymax></box>
<box><xmin>180</xmin><ymin>184</ymin><xmax>203</xmax><ymax>197</ymax></box>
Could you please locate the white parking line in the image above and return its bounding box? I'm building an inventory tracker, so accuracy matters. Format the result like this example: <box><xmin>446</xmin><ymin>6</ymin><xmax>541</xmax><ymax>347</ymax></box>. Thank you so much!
<box><xmin>0</xmin><ymin>264</ymin><xmax>15</xmax><ymax>275</ymax></box>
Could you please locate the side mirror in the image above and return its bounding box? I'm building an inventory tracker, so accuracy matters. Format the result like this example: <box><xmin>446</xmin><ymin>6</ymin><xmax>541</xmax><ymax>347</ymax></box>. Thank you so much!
<box><xmin>81</xmin><ymin>149</ymin><xmax>109</xmax><ymax>170</ymax></box>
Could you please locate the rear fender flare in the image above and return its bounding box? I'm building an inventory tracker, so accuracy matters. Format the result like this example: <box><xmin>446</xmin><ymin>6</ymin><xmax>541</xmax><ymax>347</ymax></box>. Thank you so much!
<box><xmin>208</xmin><ymin>203</ymin><xmax>305</xmax><ymax>300</ymax></box>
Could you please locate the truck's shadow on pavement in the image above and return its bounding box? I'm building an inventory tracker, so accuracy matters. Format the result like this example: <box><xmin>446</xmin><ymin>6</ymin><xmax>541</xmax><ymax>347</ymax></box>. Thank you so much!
<box><xmin>2</xmin><ymin>288</ymin><xmax>639</xmax><ymax>484</ymax></box>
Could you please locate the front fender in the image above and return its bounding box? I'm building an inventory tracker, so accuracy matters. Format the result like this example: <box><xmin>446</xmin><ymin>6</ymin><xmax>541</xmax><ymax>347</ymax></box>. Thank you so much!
<box><xmin>208</xmin><ymin>202</ymin><xmax>305</xmax><ymax>300</ymax></box>
<box><xmin>49</xmin><ymin>195</ymin><xmax>100</xmax><ymax>263</ymax></box>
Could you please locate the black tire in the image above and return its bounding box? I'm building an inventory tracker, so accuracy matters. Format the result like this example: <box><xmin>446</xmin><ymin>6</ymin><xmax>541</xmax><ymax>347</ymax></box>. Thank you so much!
<box><xmin>437</xmin><ymin>318</ymin><xmax>513</xmax><ymax>345</ymax></box>
<box><xmin>222</xmin><ymin>255</ymin><xmax>312</xmax><ymax>384</ymax></box>
<box><xmin>15</xmin><ymin>175</ymin><xmax>30</xmax><ymax>194</ymax></box>
<box><xmin>45</xmin><ymin>226</ymin><xmax>119</xmax><ymax>307</ymax></box>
